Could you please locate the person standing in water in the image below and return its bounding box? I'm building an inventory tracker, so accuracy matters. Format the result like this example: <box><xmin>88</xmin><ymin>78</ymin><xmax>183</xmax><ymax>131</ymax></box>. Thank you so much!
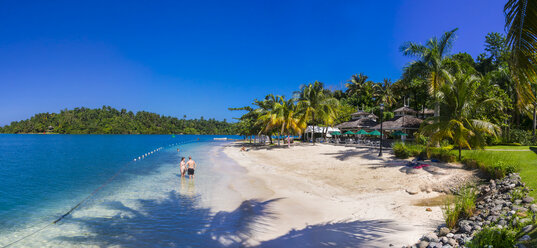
<box><xmin>179</xmin><ymin>157</ymin><xmax>187</xmax><ymax>177</ymax></box>
<box><xmin>187</xmin><ymin>156</ymin><xmax>196</xmax><ymax>179</ymax></box>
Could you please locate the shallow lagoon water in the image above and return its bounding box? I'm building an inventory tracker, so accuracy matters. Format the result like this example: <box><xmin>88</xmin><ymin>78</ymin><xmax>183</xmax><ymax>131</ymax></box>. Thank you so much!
<box><xmin>0</xmin><ymin>134</ymin><xmax>270</xmax><ymax>247</ymax></box>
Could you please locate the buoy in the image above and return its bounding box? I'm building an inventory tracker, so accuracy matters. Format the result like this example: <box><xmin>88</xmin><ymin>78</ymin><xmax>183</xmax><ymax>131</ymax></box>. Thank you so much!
<box><xmin>134</xmin><ymin>159</ymin><xmax>137</xmax><ymax>161</ymax></box>
<box><xmin>138</xmin><ymin>156</ymin><xmax>141</xmax><ymax>160</ymax></box>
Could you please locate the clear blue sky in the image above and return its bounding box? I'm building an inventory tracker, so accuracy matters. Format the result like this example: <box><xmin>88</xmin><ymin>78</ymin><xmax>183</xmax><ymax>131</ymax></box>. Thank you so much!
<box><xmin>0</xmin><ymin>0</ymin><xmax>506</xmax><ymax>125</ymax></box>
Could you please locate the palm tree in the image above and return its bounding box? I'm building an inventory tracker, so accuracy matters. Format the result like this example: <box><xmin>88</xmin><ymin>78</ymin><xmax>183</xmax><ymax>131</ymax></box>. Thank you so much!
<box><xmin>256</xmin><ymin>96</ymin><xmax>305</xmax><ymax>147</ymax></box>
<box><xmin>296</xmin><ymin>81</ymin><xmax>339</xmax><ymax>144</ymax></box>
<box><xmin>420</xmin><ymin>71</ymin><xmax>501</xmax><ymax>160</ymax></box>
<box><xmin>373</xmin><ymin>79</ymin><xmax>396</xmax><ymax>108</ymax></box>
<box><xmin>400</xmin><ymin>28</ymin><xmax>459</xmax><ymax>118</ymax></box>
<box><xmin>345</xmin><ymin>73</ymin><xmax>375</xmax><ymax>108</ymax></box>
<box><xmin>504</xmin><ymin>0</ymin><xmax>537</xmax><ymax>130</ymax></box>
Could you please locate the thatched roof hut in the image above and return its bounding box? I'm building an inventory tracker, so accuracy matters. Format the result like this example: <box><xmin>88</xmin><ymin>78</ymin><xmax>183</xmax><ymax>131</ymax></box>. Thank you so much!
<box><xmin>335</xmin><ymin>118</ymin><xmax>378</xmax><ymax>130</ymax></box>
<box><xmin>371</xmin><ymin>115</ymin><xmax>422</xmax><ymax>130</ymax></box>
<box><xmin>393</xmin><ymin>106</ymin><xmax>417</xmax><ymax>117</ymax></box>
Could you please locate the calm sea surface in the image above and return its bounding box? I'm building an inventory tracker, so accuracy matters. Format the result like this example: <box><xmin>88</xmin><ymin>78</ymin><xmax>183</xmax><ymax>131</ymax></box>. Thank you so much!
<box><xmin>0</xmin><ymin>134</ymin><xmax>250</xmax><ymax>247</ymax></box>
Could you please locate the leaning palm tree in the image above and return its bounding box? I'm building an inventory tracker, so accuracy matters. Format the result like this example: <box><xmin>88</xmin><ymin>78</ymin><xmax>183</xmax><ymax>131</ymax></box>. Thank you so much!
<box><xmin>421</xmin><ymin>71</ymin><xmax>501</xmax><ymax>160</ymax></box>
<box><xmin>400</xmin><ymin>28</ymin><xmax>458</xmax><ymax>118</ymax></box>
<box><xmin>296</xmin><ymin>81</ymin><xmax>339</xmax><ymax>144</ymax></box>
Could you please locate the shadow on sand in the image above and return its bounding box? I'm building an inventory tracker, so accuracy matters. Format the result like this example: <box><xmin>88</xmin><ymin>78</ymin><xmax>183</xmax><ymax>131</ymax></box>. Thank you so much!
<box><xmin>257</xmin><ymin>219</ymin><xmax>405</xmax><ymax>248</ymax></box>
<box><xmin>54</xmin><ymin>191</ymin><xmax>280</xmax><ymax>247</ymax></box>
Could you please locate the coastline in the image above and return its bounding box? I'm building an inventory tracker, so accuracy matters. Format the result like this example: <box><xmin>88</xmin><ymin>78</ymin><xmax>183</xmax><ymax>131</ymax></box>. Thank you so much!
<box><xmin>220</xmin><ymin>142</ymin><xmax>477</xmax><ymax>247</ymax></box>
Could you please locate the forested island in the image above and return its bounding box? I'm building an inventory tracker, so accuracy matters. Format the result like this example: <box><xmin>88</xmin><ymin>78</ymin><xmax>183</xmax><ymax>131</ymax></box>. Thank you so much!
<box><xmin>0</xmin><ymin>106</ymin><xmax>237</xmax><ymax>135</ymax></box>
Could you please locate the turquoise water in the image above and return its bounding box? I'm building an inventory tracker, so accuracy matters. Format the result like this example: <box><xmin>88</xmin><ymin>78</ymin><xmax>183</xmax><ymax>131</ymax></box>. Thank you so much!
<box><xmin>0</xmin><ymin>134</ymin><xmax>268</xmax><ymax>247</ymax></box>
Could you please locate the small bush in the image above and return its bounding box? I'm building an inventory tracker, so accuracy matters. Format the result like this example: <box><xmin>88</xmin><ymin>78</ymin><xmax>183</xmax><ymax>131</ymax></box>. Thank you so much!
<box><xmin>428</xmin><ymin>147</ymin><xmax>456</xmax><ymax>162</ymax></box>
<box><xmin>392</xmin><ymin>142</ymin><xmax>410</xmax><ymax>158</ymax></box>
<box><xmin>466</xmin><ymin>226</ymin><xmax>518</xmax><ymax>248</ymax></box>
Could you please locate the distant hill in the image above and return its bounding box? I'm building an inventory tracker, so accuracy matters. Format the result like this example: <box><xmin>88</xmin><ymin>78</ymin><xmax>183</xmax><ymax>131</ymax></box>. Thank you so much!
<box><xmin>0</xmin><ymin>106</ymin><xmax>237</xmax><ymax>135</ymax></box>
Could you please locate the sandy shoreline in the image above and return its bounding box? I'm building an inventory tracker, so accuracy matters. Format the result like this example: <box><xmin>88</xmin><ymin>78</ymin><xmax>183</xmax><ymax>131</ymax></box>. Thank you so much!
<box><xmin>219</xmin><ymin>142</ymin><xmax>476</xmax><ymax>247</ymax></box>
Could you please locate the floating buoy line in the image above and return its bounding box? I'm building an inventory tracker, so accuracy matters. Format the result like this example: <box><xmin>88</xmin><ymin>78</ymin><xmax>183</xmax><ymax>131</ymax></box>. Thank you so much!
<box><xmin>0</xmin><ymin>138</ymin><xmax>212</xmax><ymax>248</ymax></box>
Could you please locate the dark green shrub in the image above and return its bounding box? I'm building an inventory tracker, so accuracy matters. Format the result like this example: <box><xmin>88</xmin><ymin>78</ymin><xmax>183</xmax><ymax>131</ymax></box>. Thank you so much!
<box><xmin>392</xmin><ymin>142</ymin><xmax>410</xmax><ymax>159</ymax></box>
<box><xmin>428</xmin><ymin>147</ymin><xmax>456</xmax><ymax>162</ymax></box>
<box><xmin>499</xmin><ymin>142</ymin><xmax>522</xmax><ymax>146</ymax></box>
<box><xmin>506</xmin><ymin>129</ymin><xmax>535</xmax><ymax>146</ymax></box>
<box><xmin>466</xmin><ymin>226</ymin><xmax>518</xmax><ymax>248</ymax></box>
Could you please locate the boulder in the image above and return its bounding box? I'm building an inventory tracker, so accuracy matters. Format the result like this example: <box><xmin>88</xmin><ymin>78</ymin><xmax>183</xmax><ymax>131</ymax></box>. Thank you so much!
<box><xmin>519</xmin><ymin>235</ymin><xmax>531</xmax><ymax>242</ymax></box>
<box><xmin>418</xmin><ymin>241</ymin><xmax>429</xmax><ymax>248</ymax></box>
<box><xmin>423</xmin><ymin>233</ymin><xmax>439</xmax><ymax>242</ymax></box>
<box><xmin>522</xmin><ymin>224</ymin><xmax>533</xmax><ymax>233</ymax></box>
<box><xmin>438</xmin><ymin>227</ymin><xmax>450</xmax><ymax>237</ymax></box>
<box><xmin>407</xmin><ymin>187</ymin><xmax>420</xmax><ymax>195</ymax></box>
<box><xmin>523</xmin><ymin>197</ymin><xmax>534</xmax><ymax>203</ymax></box>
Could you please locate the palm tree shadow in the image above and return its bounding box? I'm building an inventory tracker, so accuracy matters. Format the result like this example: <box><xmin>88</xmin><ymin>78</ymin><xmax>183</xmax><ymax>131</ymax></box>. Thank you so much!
<box><xmin>53</xmin><ymin>191</ymin><xmax>280</xmax><ymax>247</ymax></box>
<box><xmin>257</xmin><ymin>219</ymin><xmax>406</xmax><ymax>247</ymax></box>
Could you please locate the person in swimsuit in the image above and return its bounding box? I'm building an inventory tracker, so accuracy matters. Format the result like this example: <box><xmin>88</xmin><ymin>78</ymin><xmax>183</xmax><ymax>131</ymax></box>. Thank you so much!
<box><xmin>187</xmin><ymin>156</ymin><xmax>196</xmax><ymax>179</ymax></box>
<box><xmin>179</xmin><ymin>157</ymin><xmax>186</xmax><ymax>177</ymax></box>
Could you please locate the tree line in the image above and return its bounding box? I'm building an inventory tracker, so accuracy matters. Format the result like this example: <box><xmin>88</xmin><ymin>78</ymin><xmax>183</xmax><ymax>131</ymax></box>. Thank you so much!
<box><xmin>0</xmin><ymin>106</ymin><xmax>237</xmax><ymax>135</ymax></box>
<box><xmin>231</xmin><ymin>27</ymin><xmax>537</xmax><ymax>148</ymax></box>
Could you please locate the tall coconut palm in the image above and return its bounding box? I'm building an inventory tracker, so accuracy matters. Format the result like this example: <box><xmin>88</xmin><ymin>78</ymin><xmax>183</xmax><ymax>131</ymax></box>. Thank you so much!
<box><xmin>373</xmin><ymin>79</ymin><xmax>396</xmax><ymax>108</ymax></box>
<box><xmin>421</xmin><ymin>71</ymin><xmax>501</xmax><ymax>160</ymax></box>
<box><xmin>400</xmin><ymin>28</ymin><xmax>458</xmax><ymax>118</ymax></box>
<box><xmin>296</xmin><ymin>81</ymin><xmax>339</xmax><ymax>144</ymax></box>
<box><xmin>504</xmin><ymin>0</ymin><xmax>537</xmax><ymax>125</ymax></box>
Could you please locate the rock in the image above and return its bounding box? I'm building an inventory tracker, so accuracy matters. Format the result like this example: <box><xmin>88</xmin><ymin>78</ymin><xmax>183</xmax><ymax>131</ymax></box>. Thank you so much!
<box><xmin>447</xmin><ymin>238</ymin><xmax>456</xmax><ymax>246</ymax></box>
<box><xmin>515</xmin><ymin>199</ymin><xmax>523</xmax><ymax>205</ymax></box>
<box><xmin>407</xmin><ymin>187</ymin><xmax>420</xmax><ymax>195</ymax></box>
<box><xmin>438</xmin><ymin>227</ymin><xmax>450</xmax><ymax>237</ymax></box>
<box><xmin>441</xmin><ymin>245</ymin><xmax>452</xmax><ymax>248</ymax></box>
<box><xmin>517</xmin><ymin>244</ymin><xmax>527</xmax><ymax>248</ymax></box>
<box><xmin>520</xmin><ymin>218</ymin><xmax>531</xmax><ymax>224</ymax></box>
<box><xmin>461</xmin><ymin>224</ymin><xmax>472</xmax><ymax>234</ymax></box>
<box><xmin>418</xmin><ymin>241</ymin><xmax>429</xmax><ymax>248</ymax></box>
<box><xmin>530</xmin><ymin>204</ymin><xmax>537</xmax><ymax>212</ymax></box>
<box><xmin>522</xmin><ymin>225</ymin><xmax>533</xmax><ymax>233</ymax></box>
<box><xmin>423</xmin><ymin>233</ymin><xmax>439</xmax><ymax>242</ymax></box>
<box><xmin>440</xmin><ymin>236</ymin><xmax>448</xmax><ymax>244</ymax></box>
<box><xmin>498</xmin><ymin>219</ymin><xmax>507</xmax><ymax>226</ymax></box>
<box><xmin>445</xmin><ymin>233</ymin><xmax>454</xmax><ymax>238</ymax></box>
<box><xmin>426</xmin><ymin>208</ymin><xmax>432</xmax><ymax>212</ymax></box>
<box><xmin>523</xmin><ymin>197</ymin><xmax>534</xmax><ymax>203</ymax></box>
<box><xmin>427</xmin><ymin>242</ymin><xmax>442</xmax><ymax>248</ymax></box>
<box><xmin>519</xmin><ymin>235</ymin><xmax>531</xmax><ymax>241</ymax></box>
<box><xmin>426</xmin><ymin>187</ymin><xmax>433</xmax><ymax>193</ymax></box>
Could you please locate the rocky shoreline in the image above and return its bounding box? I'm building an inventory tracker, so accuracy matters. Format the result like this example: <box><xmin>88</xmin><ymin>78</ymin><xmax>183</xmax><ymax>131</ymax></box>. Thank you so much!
<box><xmin>406</xmin><ymin>173</ymin><xmax>535</xmax><ymax>248</ymax></box>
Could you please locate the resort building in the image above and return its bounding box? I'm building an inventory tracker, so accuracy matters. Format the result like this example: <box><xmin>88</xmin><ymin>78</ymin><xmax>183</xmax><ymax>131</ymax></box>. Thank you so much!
<box><xmin>335</xmin><ymin>108</ymin><xmax>378</xmax><ymax>132</ymax></box>
<box><xmin>393</xmin><ymin>106</ymin><xmax>417</xmax><ymax>117</ymax></box>
<box><xmin>417</xmin><ymin>108</ymin><xmax>435</xmax><ymax>119</ymax></box>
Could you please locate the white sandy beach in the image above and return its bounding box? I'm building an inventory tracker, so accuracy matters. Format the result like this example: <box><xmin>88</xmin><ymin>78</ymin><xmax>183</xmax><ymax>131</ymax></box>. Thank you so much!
<box><xmin>218</xmin><ymin>142</ymin><xmax>476</xmax><ymax>247</ymax></box>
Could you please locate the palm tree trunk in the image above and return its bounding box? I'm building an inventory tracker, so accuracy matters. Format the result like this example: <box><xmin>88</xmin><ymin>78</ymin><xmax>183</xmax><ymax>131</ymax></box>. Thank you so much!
<box><xmin>532</xmin><ymin>103</ymin><xmax>537</xmax><ymax>142</ymax></box>
<box><xmin>277</xmin><ymin>133</ymin><xmax>280</xmax><ymax>146</ymax></box>
<box><xmin>312</xmin><ymin>113</ymin><xmax>316</xmax><ymax>145</ymax></box>
<box><xmin>287</xmin><ymin>133</ymin><xmax>291</xmax><ymax>148</ymax></box>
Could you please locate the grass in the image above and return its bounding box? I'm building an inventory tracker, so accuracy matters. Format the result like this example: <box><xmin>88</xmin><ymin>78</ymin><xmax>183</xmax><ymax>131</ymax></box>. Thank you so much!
<box><xmin>458</xmin><ymin>149</ymin><xmax>537</xmax><ymax>198</ymax></box>
<box><xmin>485</xmin><ymin>145</ymin><xmax>537</xmax><ymax>150</ymax></box>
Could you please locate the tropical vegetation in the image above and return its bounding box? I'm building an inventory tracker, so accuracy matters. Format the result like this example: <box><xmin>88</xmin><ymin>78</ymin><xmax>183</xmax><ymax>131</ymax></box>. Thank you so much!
<box><xmin>0</xmin><ymin>106</ymin><xmax>237</xmax><ymax>134</ymax></box>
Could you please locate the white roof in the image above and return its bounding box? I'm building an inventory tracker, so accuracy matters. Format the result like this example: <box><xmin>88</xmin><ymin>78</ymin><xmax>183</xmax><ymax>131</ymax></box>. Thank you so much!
<box><xmin>305</xmin><ymin>126</ymin><xmax>340</xmax><ymax>133</ymax></box>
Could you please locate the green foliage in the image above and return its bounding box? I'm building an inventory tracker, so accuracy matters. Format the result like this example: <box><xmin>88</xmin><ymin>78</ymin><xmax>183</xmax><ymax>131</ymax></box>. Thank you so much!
<box><xmin>442</xmin><ymin>185</ymin><xmax>477</xmax><ymax>229</ymax></box>
<box><xmin>442</xmin><ymin>200</ymin><xmax>461</xmax><ymax>229</ymax></box>
<box><xmin>459</xmin><ymin>186</ymin><xmax>477</xmax><ymax>217</ymax></box>
<box><xmin>428</xmin><ymin>147</ymin><xmax>457</xmax><ymax>162</ymax></box>
<box><xmin>506</xmin><ymin>129</ymin><xmax>536</xmax><ymax>146</ymax></box>
<box><xmin>0</xmin><ymin>106</ymin><xmax>237</xmax><ymax>135</ymax></box>
<box><xmin>392</xmin><ymin>142</ymin><xmax>425</xmax><ymax>159</ymax></box>
<box><xmin>466</xmin><ymin>226</ymin><xmax>518</xmax><ymax>248</ymax></box>
<box><xmin>510</xmin><ymin>188</ymin><xmax>525</xmax><ymax>203</ymax></box>
<box><xmin>392</xmin><ymin>142</ymin><xmax>411</xmax><ymax>159</ymax></box>
<box><xmin>461</xmin><ymin>150</ymin><xmax>520</xmax><ymax>179</ymax></box>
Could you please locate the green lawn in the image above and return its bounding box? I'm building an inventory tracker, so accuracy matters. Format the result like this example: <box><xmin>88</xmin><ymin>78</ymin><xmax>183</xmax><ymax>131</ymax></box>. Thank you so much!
<box><xmin>484</xmin><ymin>145</ymin><xmax>537</xmax><ymax>150</ymax></box>
<box><xmin>458</xmin><ymin>148</ymin><xmax>537</xmax><ymax>198</ymax></box>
